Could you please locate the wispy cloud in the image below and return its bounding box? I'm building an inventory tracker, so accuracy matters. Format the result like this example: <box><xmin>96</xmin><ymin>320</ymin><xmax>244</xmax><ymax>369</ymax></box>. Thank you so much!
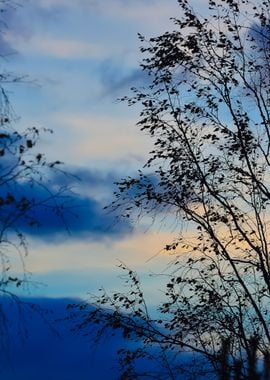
<box><xmin>5</xmin><ymin>34</ymin><xmax>106</xmax><ymax>60</ymax></box>
<box><xmin>97</xmin><ymin>60</ymin><xmax>151</xmax><ymax>96</ymax></box>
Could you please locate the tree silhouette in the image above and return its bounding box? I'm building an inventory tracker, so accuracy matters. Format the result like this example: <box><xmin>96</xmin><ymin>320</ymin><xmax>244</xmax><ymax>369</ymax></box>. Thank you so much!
<box><xmin>74</xmin><ymin>0</ymin><xmax>270</xmax><ymax>379</ymax></box>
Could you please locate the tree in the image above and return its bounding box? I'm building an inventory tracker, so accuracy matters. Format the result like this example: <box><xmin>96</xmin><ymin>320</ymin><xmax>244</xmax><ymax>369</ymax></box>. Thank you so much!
<box><xmin>73</xmin><ymin>0</ymin><xmax>270</xmax><ymax>379</ymax></box>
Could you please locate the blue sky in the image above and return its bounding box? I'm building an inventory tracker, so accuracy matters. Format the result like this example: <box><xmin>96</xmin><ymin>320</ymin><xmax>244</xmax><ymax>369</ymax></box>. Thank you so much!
<box><xmin>0</xmin><ymin>0</ymin><xmax>184</xmax><ymax>300</ymax></box>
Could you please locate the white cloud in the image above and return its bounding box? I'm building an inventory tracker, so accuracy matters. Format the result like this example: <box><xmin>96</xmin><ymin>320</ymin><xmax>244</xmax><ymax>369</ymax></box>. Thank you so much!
<box><xmin>32</xmin><ymin>0</ymin><xmax>97</xmax><ymax>10</ymax></box>
<box><xmin>97</xmin><ymin>0</ymin><xmax>179</xmax><ymax>33</ymax></box>
<box><xmin>98</xmin><ymin>0</ymin><xmax>219</xmax><ymax>37</ymax></box>
<box><xmin>5</xmin><ymin>34</ymin><xmax>105</xmax><ymax>59</ymax></box>
<box><xmin>51</xmin><ymin>113</ymin><xmax>152</xmax><ymax>164</ymax></box>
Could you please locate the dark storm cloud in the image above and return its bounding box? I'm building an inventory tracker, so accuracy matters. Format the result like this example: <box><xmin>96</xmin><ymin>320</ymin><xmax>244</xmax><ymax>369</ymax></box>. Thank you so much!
<box><xmin>19</xmin><ymin>188</ymin><xmax>131</xmax><ymax>241</ymax></box>
<box><xmin>0</xmin><ymin>166</ymin><xmax>131</xmax><ymax>242</ymax></box>
<box><xmin>50</xmin><ymin>166</ymin><xmax>118</xmax><ymax>189</ymax></box>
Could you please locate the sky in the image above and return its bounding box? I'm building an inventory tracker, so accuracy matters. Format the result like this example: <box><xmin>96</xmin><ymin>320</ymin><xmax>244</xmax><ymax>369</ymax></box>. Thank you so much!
<box><xmin>1</xmin><ymin>0</ymin><xmax>184</xmax><ymax>300</ymax></box>
<box><xmin>0</xmin><ymin>0</ymin><xmax>193</xmax><ymax>378</ymax></box>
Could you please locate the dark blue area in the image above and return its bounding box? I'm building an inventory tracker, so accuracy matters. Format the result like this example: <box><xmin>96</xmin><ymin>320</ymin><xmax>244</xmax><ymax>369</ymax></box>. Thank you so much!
<box><xmin>17</xmin><ymin>187</ymin><xmax>131</xmax><ymax>241</ymax></box>
<box><xmin>97</xmin><ymin>60</ymin><xmax>151</xmax><ymax>96</ymax></box>
<box><xmin>249</xmin><ymin>23</ymin><xmax>270</xmax><ymax>49</ymax></box>
<box><xmin>0</xmin><ymin>297</ymin><xmax>123</xmax><ymax>380</ymax></box>
<box><xmin>0</xmin><ymin>297</ymin><xmax>214</xmax><ymax>380</ymax></box>
<box><xmin>0</xmin><ymin>166</ymin><xmax>132</xmax><ymax>242</ymax></box>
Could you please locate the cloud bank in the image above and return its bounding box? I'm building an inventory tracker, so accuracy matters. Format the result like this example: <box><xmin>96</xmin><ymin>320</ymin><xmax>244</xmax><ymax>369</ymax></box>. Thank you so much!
<box><xmin>0</xmin><ymin>165</ymin><xmax>131</xmax><ymax>242</ymax></box>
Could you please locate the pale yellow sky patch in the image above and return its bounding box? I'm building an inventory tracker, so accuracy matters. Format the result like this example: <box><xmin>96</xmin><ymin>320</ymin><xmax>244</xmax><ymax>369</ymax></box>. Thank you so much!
<box><xmin>53</xmin><ymin>113</ymin><xmax>152</xmax><ymax>164</ymax></box>
<box><xmin>25</xmin><ymin>230</ymin><xmax>176</xmax><ymax>274</ymax></box>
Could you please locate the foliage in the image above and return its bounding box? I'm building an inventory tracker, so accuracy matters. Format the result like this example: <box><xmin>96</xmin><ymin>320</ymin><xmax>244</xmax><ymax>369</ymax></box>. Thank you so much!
<box><xmin>75</xmin><ymin>0</ymin><xmax>270</xmax><ymax>379</ymax></box>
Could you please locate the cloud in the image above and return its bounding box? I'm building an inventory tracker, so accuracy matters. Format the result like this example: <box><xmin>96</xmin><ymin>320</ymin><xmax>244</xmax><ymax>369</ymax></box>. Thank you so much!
<box><xmin>32</xmin><ymin>0</ymin><xmax>96</xmax><ymax>11</ymax></box>
<box><xmin>0</xmin><ymin>166</ymin><xmax>132</xmax><ymax>242</ymax></box>
<box><xmin>0</xmin><ymin>0</ymin><xmax>203</xmax><ymax>62</ymax></box>
<box><xmin>0</xmin><ymin>35</ymin><xmax>16</xmax><ymax>57</ymax></box>
<box><xmin>0</xmin><ymin>1</ymin><xmax>24</xmax><ymax>56</ymax></box>
<box><xmin>5</xmin><ymin>34</ymin><xmax>106</xmax><ymax>60</ymax></box>
<box><xmin>91</xmin><ymin>0</ymin><xmax>179</xmax><ymax>29</ymax></box>
<box><xmin>19</xmin><ymin>189</ymin><xmax>130</xmax><ymax>241</ymax></box>
<box><xmin>0</xmin><ymin>1</ymin><xmax>100</xmax><ymax>59</ymax></box>
<box><xmin>97</xmin><ymin>60</ymin><xmax>151</xmax><ymax>96</ymax></box>
<box><xmin>52</xmin><ymin>113</ymin><xmax>152</xmax><ymax>164</ymax></box>
<box><xmin>0</xmin><ymin>0</ymin><xmax>178</xmax><ymax>61</ymax></box>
